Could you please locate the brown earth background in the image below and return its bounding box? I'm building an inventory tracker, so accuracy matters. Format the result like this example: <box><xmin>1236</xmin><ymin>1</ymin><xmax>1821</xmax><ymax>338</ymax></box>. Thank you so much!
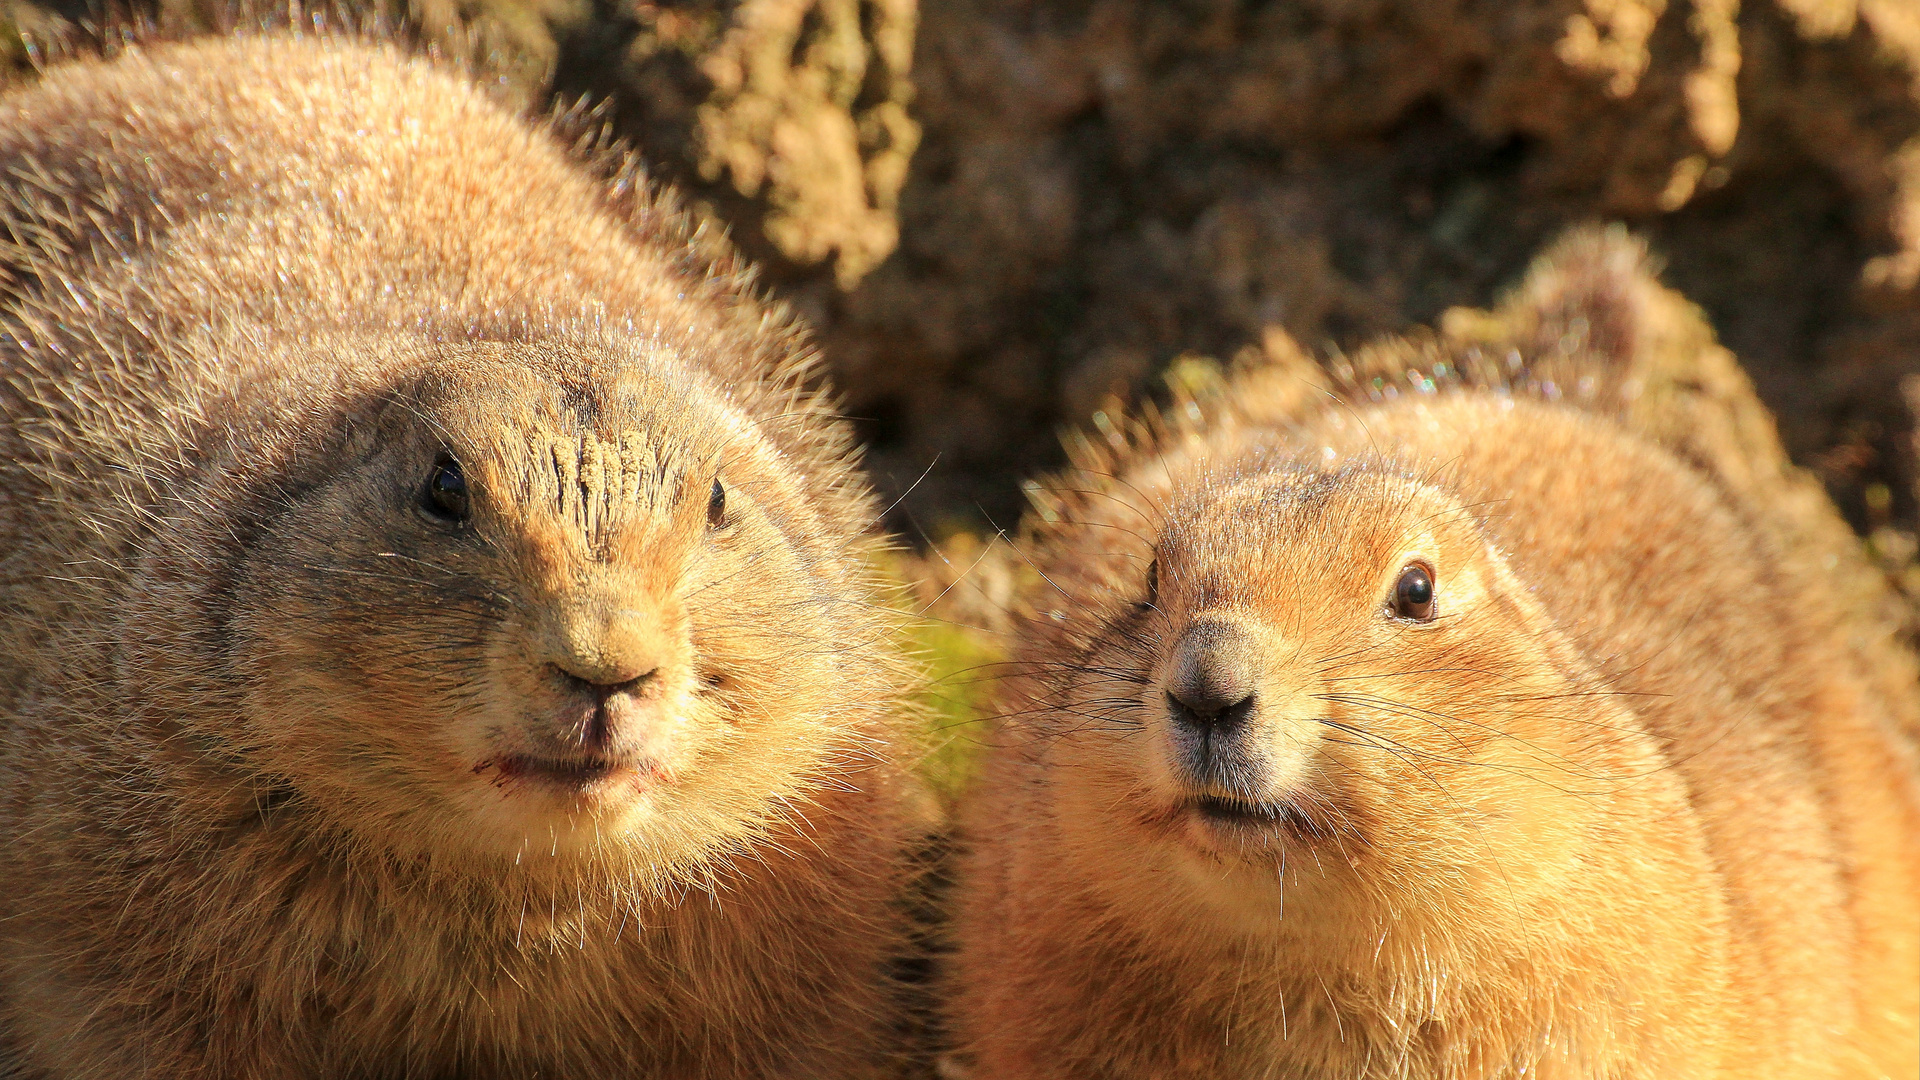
<box><xmin>8</xmin><ymin>0</ymin><xmax>1920</xmax><ymax>692</ymax></box>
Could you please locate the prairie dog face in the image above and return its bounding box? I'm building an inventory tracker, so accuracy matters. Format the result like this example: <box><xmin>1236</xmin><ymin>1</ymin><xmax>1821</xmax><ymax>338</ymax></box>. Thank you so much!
<box><xmin>1040</xmin><ymin>462</ymin><xmax>1595</xmax><ymax>926</ymax></box>
<box><xmin>206</xmin><ymin>343</ymin><xmax>848</xmax><ymax>871</ymax></box>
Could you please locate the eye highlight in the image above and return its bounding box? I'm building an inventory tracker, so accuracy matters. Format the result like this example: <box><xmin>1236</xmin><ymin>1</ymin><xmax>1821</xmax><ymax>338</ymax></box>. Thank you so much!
<box><xmin>707</xmin><ymin>478</ymin><xmax>727</xmax><ymax>529</ymax></box>
<box><xmin>420</xmin><ymin>454</ymin><xmax>470</xmax><ymax>524</ymax></box>
<box><xmin>1391</xmin><ymin>563</ymin><xmax>1435</xmax><ymax>622</ymax></box>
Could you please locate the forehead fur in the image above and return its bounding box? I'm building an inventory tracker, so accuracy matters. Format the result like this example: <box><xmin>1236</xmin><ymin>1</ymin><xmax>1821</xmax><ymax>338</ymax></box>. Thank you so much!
<box><xmin>405</xmin><ymin>340</ymin><xmax>728</xmax><ymax>436</ymax></box>
<box><xmin>229</xmin><ymin>337</ymin><xmax>778</xmax><ymax>564</ymax></box>
<box><xmin>363</xmin><ymin>339</ymin><xmax>738</xmax><ymax>458</ymax></box>
<box><xmin>1161</xmin><ymin>457</ymin><xmax>1469</xmax><ymax>556</ymax></box>
<box><xmin>1134</xmin><ymin>455</ymin><xmax>1491</xmax><ymax>629</ymax></box>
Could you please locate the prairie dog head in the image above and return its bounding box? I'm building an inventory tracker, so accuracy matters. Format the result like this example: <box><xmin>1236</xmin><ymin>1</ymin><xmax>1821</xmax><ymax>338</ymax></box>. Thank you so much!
<box><xmin>1032</xmin><ymin>458</ymin><xmax>1634</xmax><ymax>937</ymax></box>
<box><xmin>126</xmin><ymin>338</ymin><xmax>875</xmax><ymax>878</ymax></box>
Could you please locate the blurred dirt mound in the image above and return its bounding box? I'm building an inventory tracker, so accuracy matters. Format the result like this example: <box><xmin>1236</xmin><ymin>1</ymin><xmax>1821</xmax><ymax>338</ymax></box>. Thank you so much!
<box><xmin>6</xmin><ymin>0</ymin><xmax>1920</xmax><ymax>562</ymax></box>
<box><xmin>844</xmin><ymin>0</ymin><xmax>1920</xmax><ymax>543</ymax></box>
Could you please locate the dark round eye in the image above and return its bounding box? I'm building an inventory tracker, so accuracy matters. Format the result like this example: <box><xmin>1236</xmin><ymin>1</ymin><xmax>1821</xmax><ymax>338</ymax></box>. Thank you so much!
<box><xmin>1141</xmin><ymin>557</ymin><xmax>1159</xmax><ymax>607</ymax></box>
<box><xmin>420</xmin><ymin>454</ymin><xmax>470</xmax><ymax>524</ymax></box>
<box><xmin>1392</xmin><ymin>564</ymin><xmax>1435</xmax><ymax>622</ymax></box>
<box><xmin>707</xmin><ymin>478</ymin><xmax>727</xmax><ymax>529</ymax></box>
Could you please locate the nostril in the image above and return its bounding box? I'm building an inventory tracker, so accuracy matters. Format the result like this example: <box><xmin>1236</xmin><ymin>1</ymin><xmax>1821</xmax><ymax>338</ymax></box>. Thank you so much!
<box><xmin>552</xmin><ymin>665</ymin><xmax>660</xmax><ymax>700</ymax></box>
<box><xmin>606</xmin><ymin>670</ymin><xmax>661</xmax><ymax>700</ymax></box>
<box><xmin>549</xmin><ymin>666</ymin><xmax>662</xmax><ymax>752</ymax></box>
<box><xmin>1165</xmin><ymin>688</ymin><xmax>1257</xmax><ymax>731</ymax></box>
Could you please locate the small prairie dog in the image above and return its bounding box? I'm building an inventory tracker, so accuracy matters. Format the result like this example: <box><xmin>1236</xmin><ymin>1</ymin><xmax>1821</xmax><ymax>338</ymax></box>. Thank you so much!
<box><xmin>0</xmin><ymin>34</ymin><xmax>923</xmax><ymax>1078</ymax></box>
<box><xmin>951</xmin><ymin>347</ymin><xmax>1920</xmax><ymax>1072</ymax></box>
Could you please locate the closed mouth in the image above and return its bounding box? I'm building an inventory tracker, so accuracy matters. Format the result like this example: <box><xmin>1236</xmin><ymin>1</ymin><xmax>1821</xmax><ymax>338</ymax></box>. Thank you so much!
<box><xmin>1189</xmin><ymin>794</ymin><xmax>1322</xmax><ymax>838</ymax></box>
<box><xmin>480</xmin><ymin>754</ymin><xmax>651</xmax><ymax>791</ymax></box>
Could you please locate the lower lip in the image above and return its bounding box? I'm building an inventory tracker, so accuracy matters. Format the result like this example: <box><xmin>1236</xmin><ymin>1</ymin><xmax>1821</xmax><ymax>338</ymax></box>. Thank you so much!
<box><xmin>473</xmin><ymin>756</ymin><xmax>657</xmax><ymax>794</ymax></box>
<box><xmin>1187</xmin><ymin>797</ymin><xmax>1322</xmax><ymax>840</ymax></box>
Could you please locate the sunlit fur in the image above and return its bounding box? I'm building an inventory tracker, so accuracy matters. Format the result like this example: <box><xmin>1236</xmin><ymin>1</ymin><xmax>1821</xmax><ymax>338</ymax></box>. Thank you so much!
<box><xmin>0</xmin><ymin>35</ymin><xmax>925</xmax><ymax>1078</ymax></box>
<box><xmin>951</xmin><ymin>360</ymin><xmax>1920</xmax><ymax>1071</ymax></box>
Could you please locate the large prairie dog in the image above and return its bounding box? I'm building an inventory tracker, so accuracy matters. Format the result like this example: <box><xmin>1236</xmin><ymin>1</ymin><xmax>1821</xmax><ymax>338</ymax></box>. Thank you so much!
<box><xmin>0</xmin><ymin>34</ymin><xmax>925</xmax><ymax>1078</ymax></box>
<box><xmin>950</xmin><ymin>251</ymin><xmax>1920</xmax><ymax>1077</ymax></box>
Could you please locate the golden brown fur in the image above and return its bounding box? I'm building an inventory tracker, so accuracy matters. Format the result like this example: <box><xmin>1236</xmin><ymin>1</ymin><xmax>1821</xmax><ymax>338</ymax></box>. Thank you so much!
<box><xmin>950</xmin><ymin>239</ymin><xmax>1920</xmax><ymax>1078</ymax></box>
<box><xmin>0</xmin><ymin>34</ymin><xmax>926</xmax><ymax>1078</ymax></box>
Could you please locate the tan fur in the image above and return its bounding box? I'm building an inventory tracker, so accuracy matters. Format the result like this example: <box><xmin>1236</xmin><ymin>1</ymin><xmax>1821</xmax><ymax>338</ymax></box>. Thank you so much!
<box><xmin>950</xmin><ymin>240</ymin><xmax>1920</xmax><ymax>1078</ymax></box>
<box><xmin>0</xmin><ymin>34</ymin><xmax>927</xmax><ymax>1079</ymax></box>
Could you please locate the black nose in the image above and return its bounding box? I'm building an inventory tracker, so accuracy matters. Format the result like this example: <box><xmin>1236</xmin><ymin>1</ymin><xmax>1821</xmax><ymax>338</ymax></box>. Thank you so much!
<box><xmin>1166</xmin><ymin>686</ymin><xmax>1256</xmax><ymax>733</ymax></box>
<box><xmin>1165</xmin><ymin>621</ymin><xmax>1258</xmax><ymax>732</ymax></box>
